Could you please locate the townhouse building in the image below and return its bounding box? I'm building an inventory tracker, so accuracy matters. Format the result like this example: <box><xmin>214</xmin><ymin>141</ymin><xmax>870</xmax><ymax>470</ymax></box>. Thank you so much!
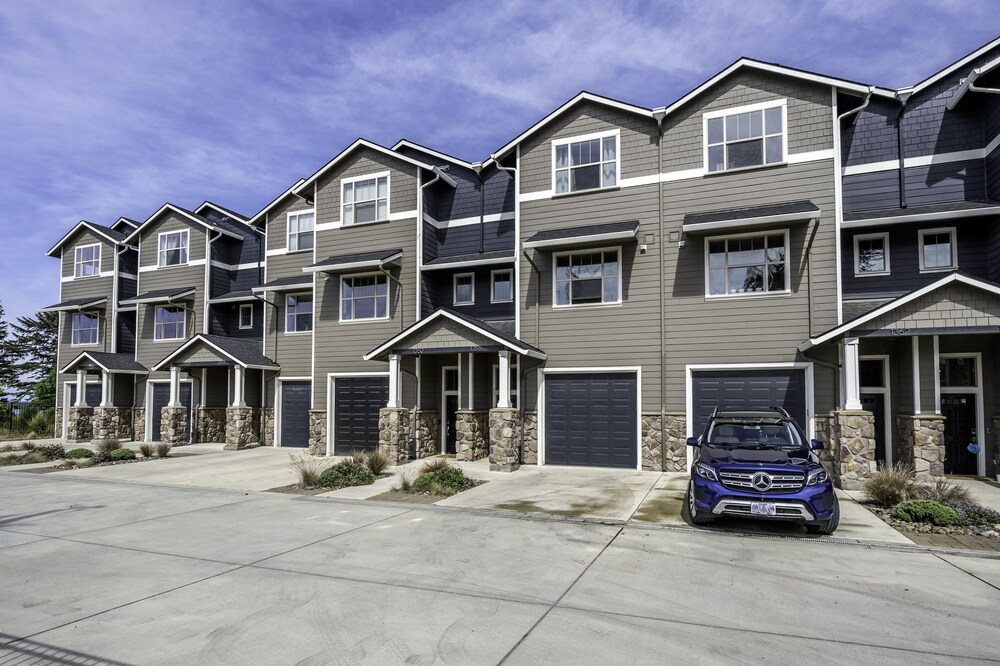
<box><xmin>46</xmin><ymin>37</ymin><xmax>1000</xmax><ymax>486</ymax></box>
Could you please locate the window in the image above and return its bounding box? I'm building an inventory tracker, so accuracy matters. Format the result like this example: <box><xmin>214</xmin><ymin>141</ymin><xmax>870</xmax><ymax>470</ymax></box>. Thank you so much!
<box><xmin>453</xmin><ymin>273</ymin><xmax>475</xmax><ymax>306</ymax></box>
<box><xmin>553</xmin><ymin>131</ymin><xmax>618</xmax><ymax>194</ymax></box>
<box><xmin>492</xmin><ymin>359</ymin><xmax>519</xmax><ymax>408</ymax></box>
<box><xmin>859</xmin><ymin>359</ymin><xmax>885</xmax><ymax>388</ymax></box>
<box><xmin>491</xmin><ymin>269</ymin><xmax>513</xmax><ymax>303</ymax></box>
<box><xmin>707</xmin><ymin>232</ymin><xmax>788</xmax><ymax>297</ymax></box>
<box><xmin>239</xmin><ymin>304</ymin><xmax>253</xmax><ymax>329</ymax></box>
<box><xmin>940</xmin><ymin>357</ymin><xmax>977</xmax><ymax>387</ymax></box>
<box><xmin>918</xmin><ymin>227</ymin><xmax>957</xmax><ymax>271</ymax></box>
<box><xmin>71</xmin><ymin>312</ymin><xmax>99</xmax><ymax>345</ymax></box>
<box><xmin>74</xmin><ymin>244</ymin><xmax>101</xmax><ymax>278</ymax></box>
<box><xmin>287</xmin><ymin>211</ymin><xmax>315</xmax><ymax>252</ymax></box>
<box><xmin>158</xmin><ymin>230</ymin><xmax>189</xmax><ymax>267</ymax></box>
<box><xmin>285</xmin><ymin>294</ymin><xmax>313</xmax><ymax>332</ymax></box>
<box><xmin>554</xmin><ymin>249</ymin><xmax>620</xmax><ymax>306</ymax></box>
<box><xmin>342</xmin><ymin>173</ymin><xmax>389</xmax><ymax>225</ymax></box>
<box><xmin>153</xmin><ymin>306</ymin><xmax>185</xmax><ymax>341</ymax></box>
<box><xmin>705</xmin><ymin>101</ymin><xmax>785</xmax><ymax>172</ymax></box>
<box><xmin>854</xmin><ymin>233</ymin><xmax>889</xmax><ymax>276</ymax></box>
<box><xmin>340</xmin><ymin>275</ymin><xmax>388</xmax><ymax>321</ymax></box>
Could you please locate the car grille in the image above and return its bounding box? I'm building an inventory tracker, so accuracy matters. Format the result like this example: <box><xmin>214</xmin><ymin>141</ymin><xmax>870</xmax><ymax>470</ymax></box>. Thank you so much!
<box><xmin>719</xmin><ymin>469</ymin><xmax>805</xmax><ymax>492</ymax></box>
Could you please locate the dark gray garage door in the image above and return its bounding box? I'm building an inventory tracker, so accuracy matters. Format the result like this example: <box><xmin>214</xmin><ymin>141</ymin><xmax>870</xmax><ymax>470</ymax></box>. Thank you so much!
<box><xmin>545</xmin><ymin>373</ymin><xmax>637</xmax><ymax>468</ymax></box>
<box><xmin>281</xmin><ymin>381</ymin><xmax>311</xmax><ymax>447</ymax></box>
<box><xmin>150</xmin><ymin>383</ymin><xmax>192</xmax><ymax>443</ymax></box>
<box><xmin>691</xmin><ymin>369</ymin><xmax>806</xmax><ymax>437</ymax></box>
<box><xmin>69</xmin><ymin>383</ymin><xmax>104</xmax><ymax>407</ymax></box>
<box><xmin>333</xmin><ymin>377</ymin><xmax>388</xmax><ymax>456</ymax></box>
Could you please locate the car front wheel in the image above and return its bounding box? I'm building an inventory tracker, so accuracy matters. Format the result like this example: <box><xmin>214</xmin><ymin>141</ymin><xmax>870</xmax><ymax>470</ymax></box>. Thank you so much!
<box><xmin>686</xmin><ymin>481</ymin><xmax>714</xmax><ymax>526</ymax></box>
<box><xmin>805</xmin><ymin>497</ymin><xmax>840</xmax><ymax>535</ymax></box>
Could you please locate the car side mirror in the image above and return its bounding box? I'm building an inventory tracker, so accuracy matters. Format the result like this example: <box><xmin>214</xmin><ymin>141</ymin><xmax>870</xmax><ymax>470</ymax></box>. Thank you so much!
<box><xmin>810</xmin><ymin>439</ymin><xmax>824</xmax><ymax>451</ymax></box>
<box><xmin>687</xmin><ymin>437</ymin><xmax>700</xmax><ymax>448</ymax></box>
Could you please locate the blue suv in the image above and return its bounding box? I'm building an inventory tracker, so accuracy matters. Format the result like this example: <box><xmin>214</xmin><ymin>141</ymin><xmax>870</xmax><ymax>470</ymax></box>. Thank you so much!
<box><xmin>685</xmin><ymin>408</ymin><xmax>839</xmax><ymax>535</ymax></box>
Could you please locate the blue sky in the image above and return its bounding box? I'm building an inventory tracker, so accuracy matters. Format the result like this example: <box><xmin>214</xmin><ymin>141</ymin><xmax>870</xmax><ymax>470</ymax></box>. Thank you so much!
<box><xmin>0</xmin><ymin>0</ymin><xmax>998</xmax><ymax>323</ymax></box>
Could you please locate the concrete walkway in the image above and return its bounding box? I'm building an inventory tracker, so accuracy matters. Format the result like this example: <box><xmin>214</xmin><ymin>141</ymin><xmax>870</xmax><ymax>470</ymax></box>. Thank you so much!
<box><xmin>954</xmin><ymin>478</ymin><xmax>1000</xmax><ymax>512</ymax></box>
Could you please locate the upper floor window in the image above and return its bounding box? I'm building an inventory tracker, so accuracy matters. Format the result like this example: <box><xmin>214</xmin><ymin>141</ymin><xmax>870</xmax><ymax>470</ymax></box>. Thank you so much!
<box><xmin>71</xmin><ymin>312</ymin><xmax>99</xmax><ymax>345</ymax></box>
<box><xmin>918</xmin><ymin>227</ymin><xmax>957</xmax><ymax>272</ymax></box>
<box><xmin>154</xmin><ymin>306</ymin><xmax>186</xmax><ymax>341</ymax></box>
<box><xmin>74</xmin><ymin>244</ymin><xmax>101</xmax><ymax>278</ymax></box>
<box><xmin>239</xmin><ymin>304</ymin><xmax>253</xmax><ymax>329</ymax></box>
<box><xmin>453</xmin><ymin>273</ymin><xmax>475</xmax><ymax>306</ymax></box>
<box><xmin>341</xmin><ymin>274</ymin><xmax>388</xmax><ymax>321</ymax></box>
<box><xmin>554</xmin><ymin>248</ymin><xmax>620</xmax><ymax>307</ymax></box>
<box><xmin>707</xmin><ymin>232</ymin><xmax>788</xmax><ymax>297</ymax></box>
<box><xmin>158</xmin><ymin>230</ymin><xmax>189</xmax><ymax>267</ymax></box>
<box><xmin>491</xmin><ymin>269</ymin><xmax>513</xmax><ymax>303</ymax></box>
<box><xmin>287</xmin><ymin>211</ymin><xmax>315</xmax><ymax>252</ymax></box>
<box><xmin>553</xmin><ymin>131</ymin><xmax>618</xmax><ymax>194</ymax></box>
<box><xmin>286</xmin><ymin>294</ymin><xmax>313</xmax><ymax>333</ymax></box>
<box><xmin>343</xmin><ymin>173</ymin><xmax>389</xmax><ymax>225</ymax></box>
<box><xmin>854</xmin><ymin>232</ymin><xmax>890</xmax><ymax>276</ymax></box>
<box><xmin>705</xmin><ymin>100</ymin><xmax>785</xmax><ymax>173</ymax></box>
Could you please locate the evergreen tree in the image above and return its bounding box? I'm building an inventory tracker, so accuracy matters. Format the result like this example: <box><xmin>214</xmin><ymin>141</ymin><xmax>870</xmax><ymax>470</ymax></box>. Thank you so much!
<box><xmin>0</xmin><ymin>301</ymin><xmax>11</xmax><ymax>396</ymax></box>
<box><xmin>5</xmin><ymin>311</ymin><xmax>58</xmax><ymax>405</ymax></box>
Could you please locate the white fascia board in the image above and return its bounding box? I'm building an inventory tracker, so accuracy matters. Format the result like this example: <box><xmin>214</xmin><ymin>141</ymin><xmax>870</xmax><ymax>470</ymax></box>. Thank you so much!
<box><xmin>842</xmin><ymin>206</ymin><xmax>1000</xmax><ymax>229</ymax></box>
<box><xmin>682</xmin><ymin>210</ymin><xmax>819</xmax><ymax>234</ymax></box>
<box><xmin>152</xmin><ymin>335</ymin><xmax>245</xmax><ymax>371</ymax></box>
<box><xmin>911</xmin><ymin>36</ymin><xmax>1000</xmax><ymax>95</ymax></box>
<box><xmin>948</xmin><ymin>53</ymin><xmax>1000</xmax><ymax>109</ymax></box>
<box><xmin>46</xmin><ymin>221</ymin><xmax>122</xmax><ymax>257</ymax></box>
<box><xmin>301</xmin><ymin>252</ymin><xmax>403</xmax><ymax>274</ymax></box>
<box><xmin>522</xmin><ymin>229</ymin><xmax>638</xmax><ymax>249</ymax></box>
<box><xmin>392</xmin><ymin>140</ymin><xmax>485</xmax><ymax>170</ymax></box>
<box><xmin>126</xmin><ymin>204</ymin><xmax>241</xmax><ymax>243</ymax></box>
<box><xmin>209</xmin><ymin>294</ymin><xmax>258</xmax><ymax>304</ymax></box>
<box><xmin>420</xmin><ymin>256</ymin><xmax>516</xmax><ymax>272</ymax></box>
<box><xmin>248</xmin><ymin>179</ymin><xmax>307</xmax><ymax>227</ymax></box>
<box><xmin>293</xmin><ymin>139</ymin><xmax>437</xmax><ymax>197</ymax></box>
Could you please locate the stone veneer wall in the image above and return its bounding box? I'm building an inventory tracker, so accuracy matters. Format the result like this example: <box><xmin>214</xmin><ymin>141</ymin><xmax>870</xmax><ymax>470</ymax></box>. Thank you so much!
<box><xmin>133</xmin><ymin>407</ymin><xmax>145</xmax><ymax>442</ymax></box>
<box><xmin>640</xmin><ymin>413</ymin><xmax>663</xmax><ymax>471</ymax></box>
<box><xmin>896</xmin><ymin>414</ymin><xmax>945</xmax><ymax>479</ymax></box>
<box><xmin>65</xmin><ymin>406</ymin><xmax>94</xmax><ymax>443</ymax></box>
<box><xmin>160</xmin><ymin>406</ymin><xmax>188</xmax><ymax>445</ymax></box>
<box><xmin>522</xmin><ymin>411</ymin><xmax>538</xmax><ymax>465</ymax></box>
<box><xmin>813</xmin><ymin>414</ymin><xmax>837</xmax><ymax>477</ymax></box>
<box><xmin>261</xmin><ymin>408</ymin><xmax>274</xmax><ymax>448</ymax></box>
<box><xmin>489</xmin><ymin>408</ymin><xmax>520</xmax><ymax>472</ymax></box>
<box><xmin>308</xmin><ymin>410</ymin><xmax>327</xmax><ymax>456</ymax></box>
<box><xmin>414</xmin><ymin>410</ymin><xmax>440</xmax><ymax>458</ymax></box>
<box><xmin>831</xmin><ymin>410</ymin><xmax>877</xmax><ymax>489</ymax></box>
<box><xmin>225</xmin><ymin>406</ymin><xmax>261</xmax><ymax>450</ymax></box>
<box><xmin>54</xmin><ymin>408</ymin><xmax>63</xmax><ymax>439</ymax></box>
<box><xmin>378</xmin><ymin>408</ymin><xmax>411</xmax><ymax>464</ymax></box>
<box><xmin>195</xmin><ymin>408</ymin><xmax>226</xmax><ymax>443</ymax></box>
<box><xmin>92</xmin><ymin>407</ymin><xmax>133</xmax><ymax>441</ymax></box>
<box><xmin>455</xmin><ymin>410</ymin><xmax>488</xmax><ymax>461</ymax></box>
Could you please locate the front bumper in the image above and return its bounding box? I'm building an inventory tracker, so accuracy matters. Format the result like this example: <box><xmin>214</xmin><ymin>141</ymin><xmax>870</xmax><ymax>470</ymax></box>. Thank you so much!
<box><xmin>691</xmin><ymin>474</ymin><xmax>836</xmax><ymax>522</ymax></box>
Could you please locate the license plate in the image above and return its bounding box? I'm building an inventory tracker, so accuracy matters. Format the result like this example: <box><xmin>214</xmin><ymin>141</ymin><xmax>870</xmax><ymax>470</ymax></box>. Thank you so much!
<box><xmin>751</xmin><ymin>502</ymin><xmax>777</xmax><ymax>516</ymax></box>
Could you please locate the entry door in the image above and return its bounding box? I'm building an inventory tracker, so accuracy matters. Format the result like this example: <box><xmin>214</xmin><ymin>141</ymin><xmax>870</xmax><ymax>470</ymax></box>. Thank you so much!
<box><xmin>150</xmin><ymin>383</ymin><xmax>192</xmax><ymax>443</ymax></box>
<box><xmin>442</xmin><ymin>367</ymin><xmax>459</xmax><ymax>455</ymax></box>
<box><xmin>941</xmin><ymin>394</ymin><xmax>978</xmax><ymax>475</ymax></box>
<box><xmin>280</xmin><ymin>382</ymin><xmax>311</xmax><ymax>447</ymax></box>
<box><xmin>860</xmin><ymin>393</ymin><xmax>887</xmax><ymax>464</ymax></box>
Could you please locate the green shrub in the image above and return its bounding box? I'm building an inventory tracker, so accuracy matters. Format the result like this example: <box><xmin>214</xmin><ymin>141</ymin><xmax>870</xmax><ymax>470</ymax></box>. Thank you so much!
<box><xmin>154</xmin><ymin>443</ymin><xmax>172</xmax><ymax>458</ymax></box>
<box><xmin>27</xmin><ymin>411</ymin><xmax>54</xmax><ymax>434</ymax></box>
<box><xmin>109</xmin><ymin>448</ymin><xmax>136</xmax><ymax>461</ymax></box>
<box><xmin>289</xmin><ymin>454</ymin><xmax>327</xmax><ymax>487</ymax></box>
<box><xmin>395</xmin><ymin>472</ymin><xmax>412</xmax><ymax>492</ymax></box>
<box><xmin>95</xmin><ymin>439</ymin><xmax>120</xmax><ymax>455</ymax></box>
<box><xmin>36</xmin><ymin>444</ymin><xmax>66</xmax><ymax>461</ymax></box>
<box><xmin>19</xmin><ymin>450</ymin><xmax>47</xmax><ymax>464</ymax></box>
<box><xmin>420</xmin><ymin>457</ymin><xmax>454</xmax><ymax>474</ymax></box>
<box><xmin>917</xmin><ymin>479</ymin><xmax>973</xmax><ymax>504</ymax></box>
<box><xmin>66</xmin><ymin>448</ymin><xmax>95</xmax><ymax>459</ymax></box>
<box><xmin>318</xmin><ymin>459</ymin><xmax>375</xmax><ymax>489</ymax></box>
<box><xmin>412</xmin><ymin>465</ymin><xmax>476</xmax><ymax>496</ymax></box>
<box><xmin>364</xmin><ymin>450</ymin><xmax>390</xmax><ymax>476</ymax></box>
<box><xmin>863</xmin><ymin>462</ymin><xmax>921</xmax><ymax>507</ymax></box>
<box><xmin>138</xmin><ymin>443</ymin><xmax>155</xmax><ymax>458</ymax></box>
<box><xmin>892</xmin><ymin>500</ymin><xmax>960</xmax><ymax>526</ymax></box>
<box><xmin>945</xmin><ymin>500</ymin><xmax>1000</xmax><ymax>527</ymax></box>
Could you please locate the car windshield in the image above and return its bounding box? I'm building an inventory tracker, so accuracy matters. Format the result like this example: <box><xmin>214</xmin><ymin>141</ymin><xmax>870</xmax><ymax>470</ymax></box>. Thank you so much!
<box><xmin>704</xmin><ymin>418</ymin><xmax>804</xmax><ymax>449</ymax></box>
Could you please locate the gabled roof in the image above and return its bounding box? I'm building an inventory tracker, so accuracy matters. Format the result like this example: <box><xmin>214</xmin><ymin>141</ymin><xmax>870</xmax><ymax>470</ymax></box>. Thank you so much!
<box><xmin>292</xmin><ymin>138</ymin><xmax>455</xmax><ymax>198</ymax></box>
<box><xmin>46</xmin><ymin>220</ymin><xmax>128</xmax><ymax>257</ymax></box>
<box><xmin>392</xmin><ymin>139</ymin><xmax>493</xmax><ymax>171</ymax></box>
<box><xmin>123</xmin><ymin>203</ymin><xmax>243</xmax><ymax>243</ymax></box>
<box><xmin>248</xmin><ymin>179</ymin><xmax>307</xmax><ymax>227</ymax></box>
<box><xmin>196</xmin><ymin>201</ymin><xmax>249</xmax><ymax>223</ymax></box>
<box><xmin>60</xmin><ymin>351</ymin><xmax>147</xmax><ymax>375</ymax></box>
<box><xmin>799</xmin><ymin>272</ymin><xmax>1000</xmax><ymax>351</ymax></box>
<box><xmin>493</xmin><ymin>91</ymin><xmax>654</xmax><ymax>159</ymax></box>
<box><xmin>152</xmin><ymin>334</ymin><xmax>278</xmax><ymax>371</ymax></box>
<box><xmin>911</xmin><ymin>35</ymin><xmax>1000</xmax><ymax>96</ymax></box>
<box><xmin>111</xmin><ymin>217</ymin><xmax>140</xmax><ymax>232</ymax></box>
<box><xmin>303</xmin><ymin>249</ymin><xmax>402</xmax><ymax>274</ymax></box>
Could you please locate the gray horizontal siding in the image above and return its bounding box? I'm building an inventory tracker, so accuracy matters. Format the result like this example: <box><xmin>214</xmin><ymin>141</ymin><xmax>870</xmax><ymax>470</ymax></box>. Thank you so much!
<box><xmin>264</xmin><ymin>194</ymin><xmax>314</xmax><ymax>256</ymax></box>
<box><xmin>60</xmin><ymin>274</ymin><xmax>114</xmax><ymax>301</ymax></box>
<box><xmin>137</xmin><ymin>213</ymin><xmax>207</xmax><ymax>268</ymax></box>
<box><xmin>134</xmin><ymin>262</ymin><xmax>206</xmax><ymax>369</ymax></box>
<box><xmin>314</xmin><ymin>147</ymin><xmax>419</xmax><ymax>224</ymax></box>
<box><xmin>117</xmin><ymin>311</ymin><xmax>136</xmax><ymax>354</ymax></box>
<box><xmin>262</xmin><ymin>284</ymin><xmax>313</xmax><ymax>378</ymax></box>
<box><xmin>423</xmin><ymin>266</ymin><xmax>515</xmax><ymax>321</ymax></box>
<box><xmin>60</xmin><ymin>229</ymin><xmax>116</xmax><ymax>278</ymax></box>
<box><xmin>842</xmin><ymin>159</ymin><xmax>986</xmax><ymax>213</ymax></box>
<box><xmin>433</xmin><ymin>219</ymin><xmax>515</xmax><ymax>258</ymax></box>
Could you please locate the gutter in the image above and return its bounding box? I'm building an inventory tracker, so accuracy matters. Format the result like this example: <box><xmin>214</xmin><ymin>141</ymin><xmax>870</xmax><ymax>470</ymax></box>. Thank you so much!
<box><xmin>378</xmin><ymin>258</ymin><xmax>405</xmax><ymax>333</ymax></box>
<box><xmin>652</xmin><ymin>108</ymin><xmax>667</xmax><ymax>473</ymax></box>
<box><xmin>895</xmin><ymin>89</ymin><xmax>912</xmax><ymax>209</ymax></box>
<box><xmin>836</xmin><ymin>86</ymin><xmax>874</xmax><ymax>125</ymax></box>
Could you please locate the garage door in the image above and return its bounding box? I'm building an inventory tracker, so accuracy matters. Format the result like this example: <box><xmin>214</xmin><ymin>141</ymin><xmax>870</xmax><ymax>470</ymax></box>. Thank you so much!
<box><xmin>333</xmin><ymin>377</ymin><xmax>388</xmax><ymax>456</ymax></box>
<box><xmin>150</xmin><ymin>383</ymin><xmax>192</xmax><ymax>443</ymax></box>
<box><xmin>545</xmin><ymin>373</ymin><xmax>637</xmax><ymax>468</ymax></box>
<box><xmin>280</xmin><ymin>381</ymin><xmax>311</xmax><ymax>447</ymax></box>
<box><xmin>690</xmin><ymin>369</ymin><xmax>806</xmax><ymax>437</ymax></box>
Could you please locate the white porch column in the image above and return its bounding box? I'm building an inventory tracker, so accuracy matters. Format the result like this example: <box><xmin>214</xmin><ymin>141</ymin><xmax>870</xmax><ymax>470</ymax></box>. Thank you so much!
<box><xmin>100</xmin><ymin>371</ymin><xmax>112</xmax><ymax>407</ymax></box>
<box><xmin>497</xmin><ymin>351</ymin><xmax>511</xmax><ymax>409</ymax></box>
<box><xmin>467</xmin><ymin>352</ymin><xmax>474</xmax><ymax>410</ymax></box>
<box><xmin>844</xmin><ymin>337</ymin><xmax>862</xmax><ymax>410</ymax></box>
<box><xmin>232</xmin><ymin>365</ymin><xmax>245</xmax><ymax>407</ymax></box>
<box><xmin>169</xmin><ymin>366</ymin><xmax>181</xmax><ymax>407</ymax></box>
<box><xmin>388</xmin><ymin>354</ymin><xmax>401</xmax><ymax>408</ymax></box>
<box><xmin>415</xmin><ymin>356</ymin><xmax>422</xmax><ymax>410</ymax></box>
<box><xmin>75</xmin><ymin>369</ymin><xmax>87</xmax><ymax>406</ymax></box>
<box><xmin>912</xmin><ymin>336</ymin><xmax>921</xmax><ymax>414</ymax></box>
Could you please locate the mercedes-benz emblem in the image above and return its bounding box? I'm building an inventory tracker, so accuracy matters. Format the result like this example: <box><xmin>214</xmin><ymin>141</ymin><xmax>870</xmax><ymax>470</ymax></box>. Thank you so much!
<box><xmin>752</xmin><ymin>473</ymin><xmax>772</xmax><ymax>491</ymax></box>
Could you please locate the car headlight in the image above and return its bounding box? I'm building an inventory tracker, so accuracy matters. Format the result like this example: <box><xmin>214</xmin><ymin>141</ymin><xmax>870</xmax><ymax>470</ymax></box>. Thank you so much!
<box><xmin>695</xmin><ymin>463</ymin><xmax>718</xmax><ymax>482</ymax></box>
<box><xmin>806</xmin><ymin>468</ymin><xmax>829</xmax><ymax>486</ymax></box>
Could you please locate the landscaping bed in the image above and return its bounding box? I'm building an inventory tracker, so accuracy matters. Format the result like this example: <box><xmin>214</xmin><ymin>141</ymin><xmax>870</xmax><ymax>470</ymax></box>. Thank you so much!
<box><xmin>1</xmin><ymin>440</ymin><xmax>174</xmax><ymax>470</ymax></box>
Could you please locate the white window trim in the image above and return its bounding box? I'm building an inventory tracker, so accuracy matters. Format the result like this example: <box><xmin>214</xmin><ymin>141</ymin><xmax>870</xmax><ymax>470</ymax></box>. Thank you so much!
<box><xmin>73</xmin><ymin>243</ymin><xmax>101</xmax><ymax>279</ymax></box>
<box><xmin>550</xmin><ymin>128</ymin><xmax>620</xmax><ymax>196</ymax></box>
<box><xmin>286</xmin><ymin>209</ymin><xmax>315</xmax><ymax>254</ymax></box>
<box><xmin>917</xmin><ymin>226</ymin><xmax>958</xmax><ymax>273</ymax></box>
<box><xmin>157</xmin><ymin>230</ymin><xmax>190</xmax><ymax>268</ymax></box>
<box><xmin>491</xmin><ymin>268</ymin><xmax>513</xmax><ymax>303</ymax></box>
<box><xmin>853</xmin><ymin>232</ymin><xmax>891</xmax><ymax>277</ymax></box>
<box><xmin>341</xmin><ymin>171</ymin><xmax>391</xmax><ymax>226</ymax></box>
<box><xmin>491</xmin><ymin>358</ymin><xmax>520</xmax><ymax>408</ymax></box>
<box><xmin>339</xmin><ymin>272</ymin><xmax>390</xmax><ymax>323</ymax></box>
<box><xmin>703</xmin><ymin>99</ymin><xmax>788</xmax><ymax>174</ymax></box>
<box><xmin>153</xmin><ymin>305</ymin><xmax>186</xmax><ymax>342</ymax></box>
<box><xmin>285</xmin><ymin>292</ymin><xmax>314</xmax><ymax>334</ymax></box>
<box><xmin>552</xmin><ymin>246</ymin><xmax>623</xmax><ymax>309</ymax></box>
<box><xmin>70</xmin><ymin>311</ymin><xmax>100</xmax><ymax>347</ymax></box>
<box><xmin>238</xmin><ymin>303</ymin><xmax>253</xmax><ymax>329</ymax></box>
<box><xmin>453</xmin><ymin>272</ymin><xmax>475</xmax><ymax>306</ymax></box>
<box><xmin>704</xmin><ymin>229</ymin><xmax>791</xmax><ymax>299</ymax></box>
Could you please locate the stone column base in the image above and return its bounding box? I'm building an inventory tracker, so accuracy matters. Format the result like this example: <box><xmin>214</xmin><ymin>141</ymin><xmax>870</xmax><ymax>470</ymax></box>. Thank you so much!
<box><xmin>378</xmin><ymin>408</ymin><xmax>411</xmax><ymax>464</ymax></box>
<box><xmin>92</xmin><ymin>406</ymin><xmax>133</xmax><ymax>442</ymax></box>
<box><xmin>65</xmin><ymin>406</ymin><xmax>94</xmax><ymax>443</ymax></box>
<box><xmin>522</xmin><ymin>411</ymin><xmax>538</xmax><ymax>465</ymax></box>
<box><xmin>456</xmin><ymin>410</ymin><xmax>488</xmax><ymax>461</ymax></box>
<box><xmin>261</xmin><ymin>408</ymin><xmax>274</xmax><ymax>447</ymax></box>
<box><xmin>489</xmin><ymin>408</ymin><xmax>520</xmax><ymax>472</ymax></box>
<box><xmin>307</xmin><ymin>410</ymin><xmax>327</xmax><ymax>456</ymax></box>
<box><xmin>414</xmin><ymin>410</ymin><xmax>440</xmax><ymax>458</ymax></box>
<box><xmin>54</xmin><ymin>407</ymin><xmax>63</xmax><ymax>439</ymax></box>
<box><xmin>160</xmin><ymin>406</ymin><xmax>189</xmax><ymax>445</ymax></box>
<box><xmin>897</xmin><ymin>414</ymin><xmax>945</xmax><ymax>480</ymax></box>
<box><xmin>196</xmin><ymin>407</ymin><xmax>226</xmax><ymax>443</ymax></box>
<box><xmin>831</xmin><ymin>410</ymin><xmax>877</xmax><ymax>489</ymax></box>
<box><xmin>225</xmin><ymin>406</ymin><xmax>260</xmax><ymax>450</ymax></box>
<box><xmin>132</xmin><ymin>407</ymin><xmax>146</xmax><ymax>442</ymax></box>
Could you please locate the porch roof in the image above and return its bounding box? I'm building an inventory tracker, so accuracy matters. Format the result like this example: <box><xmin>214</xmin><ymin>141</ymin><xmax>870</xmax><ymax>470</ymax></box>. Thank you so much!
<box><xmin>120</xmin><ymin>287</ymin><xmax>195</xmax><ymax>305</ymax></box>
<box><xmin>151</xmin><ymin>334</ymin><xmax>279</xmax><ymax>371</ymax></box>
<box><xmin>60</xmin><ymin>351</ymin><xmax>148</xmax><ymax>375</ymax></box>
<box><xmin>522</xmin><ymin>220</ymin><xmax>639</xmax><ymax>249</ymax></box>
<box><xmin>364</xmin><ymin>309</ymin><xmax>546</xmax><ymax>361</ymax></box>
<box><xmin>302</xmin><ymin>248</ymin><xmax>402</xmax><ymax>274</ymax></box>
<box><xmin>251</xmin><ymin>275</ymin><xmax>312</xmax><ymax>293</ymax></box>
<box><xmin>800</xmin><ymin>272</ymin><xmax>1000</xmax><ymax>351</ymax></box>
<box><xmin>682</xmin><ymin>200</ymin><xmax>819</xmax><ymax>234</ymax></box>
<box><xmin>842</xmin><ymin>199</ymin><xmax>1000</xmax><ymax>229</ymax></box>
<box><xmin>39</xmin><ymin>296</ymin><xmax>108</xmax><ymax>312</ymax></box>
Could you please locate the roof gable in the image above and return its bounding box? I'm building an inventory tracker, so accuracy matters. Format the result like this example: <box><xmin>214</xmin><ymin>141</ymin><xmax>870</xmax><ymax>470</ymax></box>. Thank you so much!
<box><xmin>910</xmin><ymin>36</ymin><xmax>1000</xmax><ymax>95</ymax></box>
<box><xmin>46</xmin><ymin>220</ymin><xmax>127</xmax><ymax>257</ymax></box>
<box><xmin>248</xmin><ymin>179</ymin><xmax>306</xmax><ymax>227</ymax></box>
<box><xmin>124</xmin><ymin>203</ymin><xmax>242</xmax><ymax>243</ymax></box>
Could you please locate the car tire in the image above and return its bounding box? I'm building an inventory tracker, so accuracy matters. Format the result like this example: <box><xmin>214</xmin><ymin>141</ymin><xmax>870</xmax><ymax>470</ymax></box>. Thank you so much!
<box><xmin>686</xmin><ymin>481</ymin><xmax>714</xmax><ymax>526</ymax></box>
<box><xmin>805</xmin><ymin>497</ymin><xmax>840</xmax><ymax>535</ymax></box>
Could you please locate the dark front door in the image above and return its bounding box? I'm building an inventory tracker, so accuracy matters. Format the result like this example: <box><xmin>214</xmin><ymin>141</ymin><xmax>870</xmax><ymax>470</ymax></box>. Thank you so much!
<box><xmin>280</xmin><ymin>381</ymin><xmax>311</xmax><ymax>448</ymax></box>
<box><xmin>333</xmin><ymin>377</ymin><xmax>389</xmax><ymax>456</ymax></box>
<box><xmin>150</xmin><ymin>383</ymin><xmax>192</xmax><ymax>443</ymax></box>
<box><xmin>444</xmin><ymin>394</ymin><xmax>459</xmax><ymax>454</ymax></box>
<box><xmin>860</xmin><ymin>393</ymin><xmax>887</xmax><ymax>464</ymax></box>
<box><xmin>545</xmin><ymin>373</ymin><xmax>637</xmax><ymax>468</ymax></box>
<box><xmin>942</xmin><ymin>394</ymin><xmax>978</xmax><ymax>475</ymax></box>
